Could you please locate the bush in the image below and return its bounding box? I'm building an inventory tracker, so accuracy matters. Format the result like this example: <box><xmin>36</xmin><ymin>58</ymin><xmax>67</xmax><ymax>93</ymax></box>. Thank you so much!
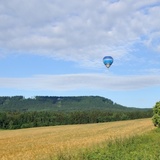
<box><xmin>152</xmin><ymin>101</ymin><xmax>160</xmax><ymax>127</ymax></box>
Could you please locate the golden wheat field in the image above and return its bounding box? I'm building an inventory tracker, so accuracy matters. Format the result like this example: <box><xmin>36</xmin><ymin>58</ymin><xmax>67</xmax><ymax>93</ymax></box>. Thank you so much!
<box><xmin>0</xmin><ymin>118</ymin><xmax>154</xmax><ymax>160</ymax></box>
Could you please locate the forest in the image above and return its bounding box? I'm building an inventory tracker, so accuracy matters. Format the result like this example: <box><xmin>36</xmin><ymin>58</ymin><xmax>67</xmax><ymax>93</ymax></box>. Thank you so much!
<box><xmin>0</xmin><ymin>96</ymin><xmax>153</xmax><ymax>129</ymax></box>
<box><xmin>0</xmin><ymin>95</ymin><xmax>151</xmax><ymax>112</ymax></box>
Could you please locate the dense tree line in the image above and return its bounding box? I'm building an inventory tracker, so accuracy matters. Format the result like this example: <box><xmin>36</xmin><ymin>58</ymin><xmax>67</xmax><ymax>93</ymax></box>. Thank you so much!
<box><xmin>0</xmin><ymin>110</ymin><xmax>152</xmax><ymax>129</ymax></box>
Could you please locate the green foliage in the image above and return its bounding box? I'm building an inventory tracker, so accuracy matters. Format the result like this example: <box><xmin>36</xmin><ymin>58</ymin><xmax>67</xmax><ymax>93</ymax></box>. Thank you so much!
<box><xmin>0</xmin><ymin>96</ymin><xmax>151</xmax><ymax>112</ymax></box>
<box><xmin>55</xmin><ymin>129</ymin><xmax>160</xmax><ymax>160</ymax></box>
<box><xmin>152</xmin><ymin>101</ymin><xmax>160</xmax><ymax>127</ymax></box>
<box><xmin>0</xmin><ymin>95</ymin><xmax>153</xmax><ymax>130</ymax></box>
<box><xmin>0</xmin><ymin>110</ymin><xmax>153</xmax><ymax>130</ymax></box>
<box><xmin>84</xmin><ymin>129</ymin><xmax>160</xmax><ymax>160</ymax></box>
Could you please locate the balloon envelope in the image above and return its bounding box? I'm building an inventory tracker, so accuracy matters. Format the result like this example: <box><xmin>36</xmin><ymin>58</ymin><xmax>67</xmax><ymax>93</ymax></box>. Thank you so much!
<box><xmin>103</xmin><ymin>56</ymin><xmax>113</xmax><ymax>68</ymax></box>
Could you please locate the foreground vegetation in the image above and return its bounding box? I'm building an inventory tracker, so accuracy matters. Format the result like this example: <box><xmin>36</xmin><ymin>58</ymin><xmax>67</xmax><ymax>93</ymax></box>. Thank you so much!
<box><xmin>0</xmin><ymin>118</ymin><xmax>154</xmax><ymax>160</ymax></box>
<box><xmin>58</xmin><ymin>128</ymin><xmax>160</xmax><ymax>160</ymax></box>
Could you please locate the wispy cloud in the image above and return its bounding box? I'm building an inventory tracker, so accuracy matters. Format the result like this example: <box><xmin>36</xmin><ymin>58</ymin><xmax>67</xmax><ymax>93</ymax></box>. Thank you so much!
<box><xmin>0</xmin><ymin>0</ymin><xmax>160</xmax><ymax>67</ymax></box>
<box><xmin>0</xmin><ymin>74</ymin><xmax>160</xmax><ymax>91</ymax></box>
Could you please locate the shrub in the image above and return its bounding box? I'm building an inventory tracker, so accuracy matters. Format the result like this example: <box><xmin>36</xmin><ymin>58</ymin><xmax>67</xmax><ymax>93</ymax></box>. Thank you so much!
<box><xmin>152</xmin><ymin>101</ymin><xmax>160</xmax><ymax>127</ymax></box>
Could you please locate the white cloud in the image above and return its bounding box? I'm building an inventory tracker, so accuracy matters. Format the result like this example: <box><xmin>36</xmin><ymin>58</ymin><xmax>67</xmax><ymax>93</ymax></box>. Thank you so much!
<box><xmin>0</xmin><ymin>0</ymin><xmax>160</xmax><ymax>66</ymax></box>
<box><xmin>0</xmin><ymin>74</ymin><xmax>160</xmax><ymax>91</ymax></box>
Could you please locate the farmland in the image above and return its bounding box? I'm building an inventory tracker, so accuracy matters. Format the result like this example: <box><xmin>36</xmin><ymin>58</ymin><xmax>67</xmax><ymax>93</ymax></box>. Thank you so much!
<box><xmin>0</xmin><ymin>118</ymin><xmax>154</xmax><ymax>160</ymax></box>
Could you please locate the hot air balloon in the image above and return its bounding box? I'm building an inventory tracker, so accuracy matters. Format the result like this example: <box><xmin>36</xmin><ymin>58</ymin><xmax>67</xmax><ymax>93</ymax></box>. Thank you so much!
<box><xmin>103</xmin><ymin>56</ymin><xmax>113</xmax><ymax>68</ymax></box>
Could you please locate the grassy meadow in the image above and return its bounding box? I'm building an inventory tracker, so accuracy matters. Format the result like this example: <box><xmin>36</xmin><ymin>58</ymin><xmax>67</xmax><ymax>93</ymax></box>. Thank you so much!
<box><xmin>0</xmin><ymin>118</ymin><xmax>155</xmax><ymax>160</ymax></box>
<box><xmin>80</xmin><ymin>128</ymin><xmax>160</xmax><ymax>160</ymax></box>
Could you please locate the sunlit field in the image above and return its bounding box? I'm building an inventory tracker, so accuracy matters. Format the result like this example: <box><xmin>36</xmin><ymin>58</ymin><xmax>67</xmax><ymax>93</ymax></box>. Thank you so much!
<box><xmin>0</xmin><ymin>118</ymin><xmax>154</xmax><ymax>160</ymax></box>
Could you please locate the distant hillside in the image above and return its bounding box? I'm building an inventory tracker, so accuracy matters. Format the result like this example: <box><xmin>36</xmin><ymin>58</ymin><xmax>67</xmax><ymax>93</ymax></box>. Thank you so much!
<box><xmin>0</xmin><ymin>96</ymin><xmax>153</xmax><ymax>130</ymax></box>
<box><xmin>0</xmin><ymin>95</ymin><xmax>150</xmax><ymax>112</ymax></box>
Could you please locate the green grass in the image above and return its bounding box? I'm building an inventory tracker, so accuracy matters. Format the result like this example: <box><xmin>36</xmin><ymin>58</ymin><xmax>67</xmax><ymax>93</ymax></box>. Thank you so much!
<box><xmin>55</xmin><ymin>128</ymin><xmax>160</xmax><ymax>160</ymax></box>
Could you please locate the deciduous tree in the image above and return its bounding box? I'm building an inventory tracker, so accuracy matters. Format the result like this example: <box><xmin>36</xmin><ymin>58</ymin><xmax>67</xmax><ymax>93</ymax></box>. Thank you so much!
<box><xmin>152</xmin><ymin>101</ymin><xmax>160</xmax><ymax>127</ymax></box>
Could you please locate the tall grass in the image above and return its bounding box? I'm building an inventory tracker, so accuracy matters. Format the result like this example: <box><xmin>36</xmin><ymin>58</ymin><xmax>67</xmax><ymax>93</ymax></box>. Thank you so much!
<box><xmin>55</xmin><ymin>129</ymin><xmax>160</xmax><ymax>160</ymax></box>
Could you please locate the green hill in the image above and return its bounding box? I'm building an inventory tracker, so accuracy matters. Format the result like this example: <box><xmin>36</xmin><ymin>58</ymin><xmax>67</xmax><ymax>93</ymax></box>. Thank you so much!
<box><xmin>0</xmin><ymin>95</ymin><xmax>150</xmax><ymax>112</ymax></box>
<box><xmin>0</xmin><ymin>96</ymin><xmax>153</xmax><ymax>130</ymax></box>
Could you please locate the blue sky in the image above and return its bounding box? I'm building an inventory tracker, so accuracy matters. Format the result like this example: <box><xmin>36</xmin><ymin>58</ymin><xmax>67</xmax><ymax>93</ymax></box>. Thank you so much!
<box><xmin>0</xmin><ymin>0</ymin><xmax>160</xmax><ymax>108</ymax></box>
